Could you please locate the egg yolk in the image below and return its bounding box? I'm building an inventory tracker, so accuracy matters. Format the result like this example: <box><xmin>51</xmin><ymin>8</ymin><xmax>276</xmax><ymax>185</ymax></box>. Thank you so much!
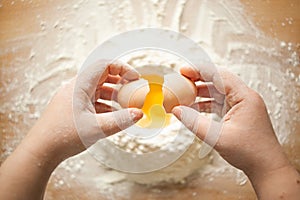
<box><xmin>136</xmin><ymin>75</ymin><xmax>172</xmax><ymax>128</ymax></box>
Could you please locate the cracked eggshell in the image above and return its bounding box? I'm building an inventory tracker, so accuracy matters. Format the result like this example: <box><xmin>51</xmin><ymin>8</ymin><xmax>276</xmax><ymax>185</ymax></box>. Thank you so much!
<box><xmin>117</xmin><ymin>78</ymin><xmax>149</xmax><ymax>109</ymax></box>
<box><xmin>163</xmin><ymin>73</ymin><xmax>197</xmax><ymax>112</ymax></box>
<box><xmin>117</xmin><ymin>73</ymin><xmax>197</xmax><ymax>112</ymax></box>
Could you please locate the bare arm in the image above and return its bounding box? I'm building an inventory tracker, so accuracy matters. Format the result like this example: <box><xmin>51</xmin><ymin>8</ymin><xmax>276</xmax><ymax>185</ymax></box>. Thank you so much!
<box><xmin>0</xmin><ymin>62</ymin><xmax>143</xmax><ymax>200</ymax></box>
<box><xmin>172</xmin><ymin>66</ymin><xmax>300</xmax><ymax>199</ymax></box>
<box><xmin>249</xmin><ymin>164</ymin><xmax>300</xmax><ymax>199</ymax></box>
<box><xmin>0</xmin><ymin>126</ymin><xmax>62</xmax><ymax>200</ymax></box>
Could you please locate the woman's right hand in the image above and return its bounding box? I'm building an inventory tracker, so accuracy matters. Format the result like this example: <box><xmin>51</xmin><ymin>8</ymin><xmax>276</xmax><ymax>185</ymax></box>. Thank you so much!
<box><xmin>172</xmin><ymin>66</ymin><xmax>300</xmax><ymax>199</ymax></box>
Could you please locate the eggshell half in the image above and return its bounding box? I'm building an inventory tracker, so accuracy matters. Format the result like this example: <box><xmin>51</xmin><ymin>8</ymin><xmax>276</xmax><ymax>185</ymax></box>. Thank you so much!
<box><xmin>117</xmin><ymin>74</ymin><xmax>197</xmax><ymax>112</ymax></box>
<box><xmin>163</xmin><ymin>73</ymin><xmax>197</xmax><ymax>112</ymax></box>
<box><xmin>117</xmin><ymin>79</ymin><xmax>149</xmax><ymax>109</ymax></box>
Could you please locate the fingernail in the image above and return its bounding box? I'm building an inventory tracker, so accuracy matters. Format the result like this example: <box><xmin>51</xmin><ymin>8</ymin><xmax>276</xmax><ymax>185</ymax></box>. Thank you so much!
<box><xmin>172</xmin><ymin>106</ymin><xmax>182</xmax><ymax>118</ymax></box>
<box><xmin>129</xmin><ymin>108</ymin><xmax>143</xmax><ymax>121</ymax></box>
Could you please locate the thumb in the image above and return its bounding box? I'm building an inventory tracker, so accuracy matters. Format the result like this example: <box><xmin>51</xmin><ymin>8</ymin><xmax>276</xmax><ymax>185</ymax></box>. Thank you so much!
<box><xmin>172</xmin><ymin>106</ymin><xmax>222</xmax><ymax>147</ymax></box>
<box><xmin>96</xmin><ymin>108</ymin><xmax>143</xmax><ymax>136</ymax></box>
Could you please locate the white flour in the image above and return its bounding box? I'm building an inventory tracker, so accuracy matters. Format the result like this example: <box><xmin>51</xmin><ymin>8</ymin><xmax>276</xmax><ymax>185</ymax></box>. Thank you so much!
<box><xmin>1</xmin><ymin>0</ymin><xmax>299</xmax><ymax>199</ymax></box>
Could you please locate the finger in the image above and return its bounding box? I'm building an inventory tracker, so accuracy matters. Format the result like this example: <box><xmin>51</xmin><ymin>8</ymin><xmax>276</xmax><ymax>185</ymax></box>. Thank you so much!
<box><xmin>180</xmin><ymin>67</ymin><xmax>224</xmax><ymax>104</ymax></box>
<box><xmin>95</xmin><ymin>86</ymin><xmax>118</xmax><ymax>101</ymax></box>
<box><xmin>108</xmin><ymin>62</ymin><xmax>140</xmax><ymax>81</ymax></box>
<box><xmin>95</xmin><ymin>102</ymin><xmax>114</xmax><ymax>113</ymax></box>
<box><xmin>180</xmin><ymin>66</ymin><xmax>203</xmax><ymax>81</ymax></box>
<box><xmin>212</xmin><ymin>69</ymin><xmax>249</xmax><ymax>107</ymax></box>
<box><xmin>105</xmin><ymin>74</ymin><xmax>121</xmax><ymax>84</ymax></box>
<box><xmin>76</xmin><ymin>60</ymin><xmax>110</xmax><ymax>98</ymax></box>
<box><xmin>197</xmin><ymin>83</ymin><xmax>225</xmax><ymax>104</ymax></box>
<box><xmin>191</xmin><ymin>101</ymin><xmax>226</xmax><ymax>117</ymax></box>
<box><xmin>180</xmin><ymin>63</ymin><xmax>218</xmax><ymax>82</ymax></box>
<box><xmin>95</xmin><ymin>108</ymin><xmax>143</xmax><ymax>137</ymax></box>
<box><xmin>181</xmin><ymin>66</ymin><xmax>249</xmax><ymax>107</ymax></box>
<box><xmin>76</xmin><ymin>60</ymin><xmax>139</xmax><ymax>99</ymax></box>
<box><xmin>172</xmin><ymin>106</ymin><xmax>222</xmax><ymax>147</ymax></box>
<box><xmin>103</xmin><ymin>74</ymin><xmax>129</xmax><ymax>85</ymax></box>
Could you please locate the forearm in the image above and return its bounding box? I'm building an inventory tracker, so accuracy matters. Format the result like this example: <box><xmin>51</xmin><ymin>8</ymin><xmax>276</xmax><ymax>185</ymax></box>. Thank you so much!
<box><xmin>247</xmin><ymin>164</ymin><xmax>300</xmax><ymax>200</ymax></box>
<box><xmin>0</xmin><ymin>127</ymin><xmax>61</xmax><ymax>200</ymax></box>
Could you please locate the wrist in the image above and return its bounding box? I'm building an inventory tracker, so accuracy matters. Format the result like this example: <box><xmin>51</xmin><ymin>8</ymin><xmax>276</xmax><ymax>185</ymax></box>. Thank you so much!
<box><xmin>27</xmin><ymin>116</ymin><xmax>86</xmax><ymax>165</ymax></box>
<box><xmin>20</xmin><ymin>135</ymin><xmax>62</xmax><ymax>173</ymax></box>
<box><xmin>247</xmin><ymin>164</ymin><xmax>300</xmax><ymax>200</ymax></box>
<box><xmin>242</xmin><ymin>139</ymin><xmax>291</xmax><ymax>180</ymax></box>
<box><xmin>23</xmin><ymin>123</ymin><xmax>67</xmax><ymax>171</ymax></box>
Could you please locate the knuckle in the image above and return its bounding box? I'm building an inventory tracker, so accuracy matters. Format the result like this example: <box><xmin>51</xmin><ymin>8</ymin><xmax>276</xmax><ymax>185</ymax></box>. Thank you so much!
<box><xmin>218</xmin><ymin>68</ymin><xmax>233</xmax><ymax>80</ymax></box>
<box><xmin>248</xmin><ymin>89</ymin><xmax>266</xmax><ymax>109</ymax></box>
<box><xmin>249</xmin><ymin>89</ymin><xmax>263</xmax><ymax>102</ymax></box>
<box><xmin>191</xmin><ymin>114</ymin><xmax>201</xmax><ymax>134</ymax></box>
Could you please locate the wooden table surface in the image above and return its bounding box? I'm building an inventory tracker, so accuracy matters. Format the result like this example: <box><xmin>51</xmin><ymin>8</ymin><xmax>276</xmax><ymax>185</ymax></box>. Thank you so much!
<box><xmin>0</xmin><ymin>0</ymin><xmax>299</xmax><ymax>200</ymax></box>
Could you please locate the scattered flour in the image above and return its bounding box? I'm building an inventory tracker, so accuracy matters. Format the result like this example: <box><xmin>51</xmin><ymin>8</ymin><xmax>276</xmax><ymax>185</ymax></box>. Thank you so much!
<box><xmin>1</xmin><ymin>0</ymin><xmax>299</xmax><ymax>199</ymax></box>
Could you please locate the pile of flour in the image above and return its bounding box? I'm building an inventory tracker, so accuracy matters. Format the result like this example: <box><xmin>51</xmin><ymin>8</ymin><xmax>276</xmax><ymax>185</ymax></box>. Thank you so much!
<box><xmin>91</xmin><ymin>50</ymin><xmax>212</xmax><ymax>184</ymax></box>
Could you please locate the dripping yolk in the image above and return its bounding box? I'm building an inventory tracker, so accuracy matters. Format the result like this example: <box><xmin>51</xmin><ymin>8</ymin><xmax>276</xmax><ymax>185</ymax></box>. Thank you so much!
<box><xmin>136</xmin><ymin>75</ymin><xmax>172</xmax><ymax>128</ymax></box>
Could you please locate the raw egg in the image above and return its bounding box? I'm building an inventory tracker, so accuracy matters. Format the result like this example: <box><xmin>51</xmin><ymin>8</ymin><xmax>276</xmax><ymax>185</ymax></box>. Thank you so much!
<box><xmin>117</xmin><ymin>67</ymin><xmax>197</xmax><ymax>128</ymax></box>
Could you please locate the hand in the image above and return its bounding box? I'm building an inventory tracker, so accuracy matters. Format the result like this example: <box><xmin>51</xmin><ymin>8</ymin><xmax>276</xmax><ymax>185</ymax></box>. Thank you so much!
<box><xmin>0</xmin><ymin>61</ymin><xmax>143</xmax><ymax>200</ymax></box>
<box><xmin>28</xmin><ymin>61</ymin><xmax>144</xmax><ymax>163</ymax></box>
<box><xmin>172</xmin><ymin>66</ymin><xmax>300</xmax><ymax>199</ymax></box>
